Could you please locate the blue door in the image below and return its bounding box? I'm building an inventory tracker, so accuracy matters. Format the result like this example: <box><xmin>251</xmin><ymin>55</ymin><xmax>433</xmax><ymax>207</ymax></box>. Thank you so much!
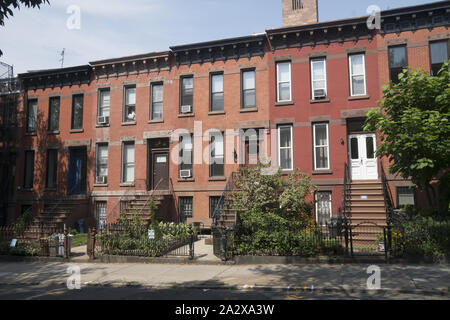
<box><xmin>68</xmin><ymin>148</ymin><xmax>86</xmax><ymax>195</ymax></box>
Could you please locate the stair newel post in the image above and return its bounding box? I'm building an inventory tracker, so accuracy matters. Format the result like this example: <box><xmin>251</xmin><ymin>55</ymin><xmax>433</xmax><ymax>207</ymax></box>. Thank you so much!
<box><xmin>220</xmin><ymin>223</ymin><xmax>227</xmax><ymax>262</ymax></box>
<box><xmin>387</xmin><ymin>224</ymin><xmax>392</xmax><ymax>262</ymax></box>
<box><xmin>344</xmin><ymin>217</ymin><xmax>349</xmax><ymax>257</ymax></box>
<box><xmin>188</xmin><ymin>224</ymin><xmax>194</xmax><ymax>260</ymax></box>
<box><xmin>63</xmin><ymin>225</ymin><xmax>69</xmax><ymax>259</ymax></box>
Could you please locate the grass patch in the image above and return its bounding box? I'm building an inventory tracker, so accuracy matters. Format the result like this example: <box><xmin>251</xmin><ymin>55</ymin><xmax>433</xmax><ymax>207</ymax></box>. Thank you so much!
<box><xmin>71</xmin><ymin>233</ymin><xmax>88</xmax><ymax>247</ymax></box>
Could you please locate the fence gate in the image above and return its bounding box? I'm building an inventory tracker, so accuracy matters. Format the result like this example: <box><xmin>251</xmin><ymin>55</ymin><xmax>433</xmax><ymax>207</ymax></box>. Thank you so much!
<box><xmin>349</xmin><ymin>222</ymin><xmax>390</xmax><ymax>260</ymax></box>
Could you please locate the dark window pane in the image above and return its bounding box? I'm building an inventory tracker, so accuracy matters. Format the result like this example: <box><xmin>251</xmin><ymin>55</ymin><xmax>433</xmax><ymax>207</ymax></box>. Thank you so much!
<box><xmin>71</xmin><ymin>95</ymin><xmax>84</xmax><ymax>129</ymax></box>
<box><xmin>243</xmin><ymin>89</ymin><xmax>256</xmax><ymax>108</ymax></box>
<box><xmin>366</xmin><ymin>136</ymin><xmax>375</xmax><ymax>159</ymax></box>
<box><xmin>24</xmin><ymin>151</ymin><xmax>34</xmax><ymax>188</ymax></box>
<box><xmin>46</xmin><ymin>150</ymin><xmax>58</xmax><ymax>189</ymax></box>
<box><xmin>181</xmin><ymin>77</ymin><xmax>194</xmax><ymax>108</ymax></box>
<box><xmin>389</xmin><ymin>46</ymin><xmax>407</xmax><ymax>68</ymax></box>
<box><xmin>27</xmin><ymin>100</ymin><xmax>37</xmax><ymax>133</ymax></box>
<box><xmin>212</xmin><ymin>92</ymin><xmax>224</xmax><ymax>111</ymax></box>
<box><xmin>179</xmin><ymin>197</ymin><xmax>193</xmax><ymax>222</ymax></box>
<box><xmin>49</xmin><ymin>97</ymin><xmax>60</xmax><ymax>131</ymax></box>
<box><xmin>430</xmin><ymin>41</ymin><xmax>448</xmax><ymax>76</ymax></box>
<box><xmin>351</xmin><ymin>138</ymin><xmax>359</xmax><ymax>160</ymax></box>
<box><xmin>211</xmin><ymin>74</ymin><xmax>224</xmax><ymax>111</ymax></box>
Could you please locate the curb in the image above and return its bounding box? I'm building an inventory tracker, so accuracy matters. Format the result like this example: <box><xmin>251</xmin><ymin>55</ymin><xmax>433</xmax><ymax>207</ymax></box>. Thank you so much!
<box><xmin>0</xmin><ymin>280</ymin><xmax>448</xmax><ymax>297</ymax></box>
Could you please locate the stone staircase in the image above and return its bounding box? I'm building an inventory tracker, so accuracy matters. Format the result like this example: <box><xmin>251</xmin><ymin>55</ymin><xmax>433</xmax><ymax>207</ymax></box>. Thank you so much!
<box><xmin>122</xmin><ymin>193</ymin><xmax>168</xmax><ymax>224</ymax></box>
<box><xmin>215</xmin><ymin>198</ymin><xmax>241</xmax><ymax>228</ymax></box>
<box><xmin>33</xmin><ymin>198</ymin><xmax>89</xmax><ymax>229</ymax></box>
<box><xmin>345</xmin><ymin>180</ymin><xmax>387</xmax><ymax>244</ymax></box>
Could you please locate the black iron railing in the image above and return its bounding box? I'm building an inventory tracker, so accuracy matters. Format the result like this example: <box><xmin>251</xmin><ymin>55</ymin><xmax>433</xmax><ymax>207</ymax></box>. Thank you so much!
<box><xmin>379</xmin><ymin>159</ymin><xmax>395</xmax><ymax>224</ymax></box>
<box><xmin>212</xmin><ymin>172</ymin><xmax>237</xmax><ymax>226</ymax></box>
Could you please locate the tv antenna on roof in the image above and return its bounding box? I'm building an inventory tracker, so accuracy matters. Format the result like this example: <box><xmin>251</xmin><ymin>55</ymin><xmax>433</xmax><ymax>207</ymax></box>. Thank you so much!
<box><xmin>59</xmin><ymin>48</ymin><xmax>66</xmax><ymax>68</ymax></box>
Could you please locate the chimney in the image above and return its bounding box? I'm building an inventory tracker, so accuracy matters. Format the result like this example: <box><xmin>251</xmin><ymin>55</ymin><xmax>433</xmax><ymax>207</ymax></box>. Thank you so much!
<box><xmin>282</xmin><ymin>0</ymin><xmax>319</xmax><ymax>27</ymax></box>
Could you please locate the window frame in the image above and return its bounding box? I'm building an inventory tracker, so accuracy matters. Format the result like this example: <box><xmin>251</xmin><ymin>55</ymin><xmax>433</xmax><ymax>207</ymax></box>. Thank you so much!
<box><xmin>276</xmin><ymin>61</ymin><xmax>292</xmax><ymax>102</ymax></box>
<box><xmin>429</xmin><ymin>40</ymin><xmax>449</xmax><ymax>76</ymax></box>
<box><xmin>396</xmin><ymin>186</ymin><xmax>416</xmax><ymax>209</ymax></box>
<box><xmin>45</xmin><ymin>149</ymin><xmax>58</xmax><ymax>189</ymax></box>
<box><xmin>26</xmin><ymin>99</ymin><xmax>37</xmax><ymax>134</ymax></box>
<box><xmin>210</xmin><ymin>72</ymin><xmax>224</xmax><ymax>112</ymax></box>
<box><xmin>313</xmin><ymin>122</ymin><xmax>330</xmax><ymax>171</ymax></box>
<box><xmin>121</xmin><ymin>141</ymin><xmax>135</xmax><ymax>183</ymax></box>
<box><xmin>348</xmin><ymin>53</ymin><xmax>367</xmax><ymax>96</ymax></box>
<box><xmin>241</xmin><ymin>69</ymin><xmax>256</xmax><ymax>109</ymax></box>
<box><xmin>315</xmin><ymin>191</ymin><xmax>332</xmax><ymax>226</ymax></box>
<box><xmin>48</xmin><ymin>96</ymin><xmax>60</xmax><ymax>132</ymax></box>
<box><xmin>209</xmin><ymin>132</ymin><xmax>225</xmax><ymax>177</ymax></box>
<box><xmin>179</xmin><ymin>197</ymin><xmax>193</xmax><ymax>221</ymax></box>
<box><xmin>209</xmin><ymin>196</ymin><xmax>222</xmax><ymax>219</ymax></box>
<box><xmin>277</xmin><ymin>124</ymin><xmax>293</xmax><ymax>171</ymax></box>
<box><xmin>123</xmin><ymin>85</ymin><xmax>136</xmax><ymax>123</ymax></box>
<box><xmin>180</xmin><ymin>75</ymin><xmax>194</xmax><ymax>113</ymax></box>
<box><xmin>150</xmin><ymin>82</ymin><xmax>164</xmax><ymax>121</ymax></box>
<box><xmin>388</xmin><ymin>45</ymin><xmax>408</xmax><ymax>84</ymax></box>
<box><xmin>94</xmin><ymin>201</ymin><xmax>107</xmax><ymax>230</ymax></box>
<box><xmin>179</xmin><ymin>133</ymin><xmax>193</xmax><ymax>177</ymax></box>
<box><xmin>310</xmin><ymin>57</ymin><xmax>328</xmax><ymax>100</ymax></box>
<box><xmin>71</xmin><ymin>94</ymin><xmax>84</xmax><ymax>130</ymax></box>
<box><xmin>96</xmin><ymin>143</ymin><xmax>109</xmax><ymax>178</ymax></box>
<box><xmin>97</xmin><ymin>88</ymin><xmax>110</xmax><ymax>122</ymax></box>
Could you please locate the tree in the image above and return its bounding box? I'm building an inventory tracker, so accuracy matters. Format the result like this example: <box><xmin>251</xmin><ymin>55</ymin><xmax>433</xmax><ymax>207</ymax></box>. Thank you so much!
<box><xmin>0</xmin><ymin>0</ymin><xmax>50</xmax><ymax>56</ymax></box>
<box><xmin>364</xmin><ymin>62</ymin><xmax>450</xmax><ymax>211</ymax></box>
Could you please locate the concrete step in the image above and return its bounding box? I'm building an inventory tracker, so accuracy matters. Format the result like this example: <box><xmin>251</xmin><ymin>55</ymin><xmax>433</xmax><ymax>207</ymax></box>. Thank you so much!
<box><xmin>346</xmin><ymin>200</ymin><xmax>385</xmax><ymax>206</ymax></box>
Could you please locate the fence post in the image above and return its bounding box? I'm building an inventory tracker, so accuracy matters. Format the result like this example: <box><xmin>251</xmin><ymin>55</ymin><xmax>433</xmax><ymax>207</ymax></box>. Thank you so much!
<box><xmin>221</xmin><ymin>225</ymin><xmax>228</xmax><ymax>262</ymax></box>
<box><xmin>63</xmin><ymin>226</ymin><xmax>69</xmax><ymax>259</ymax></box>
<box><xmin>387</xmin><ymin>225</ymin><xmax>392</xmax><ymax>262</ymax></box>
<box><xmin>188</xmin><ymin>224</ymin><xmax>194</xmax><ymax>260</ymax></box>
<box><xmin>87</xmin><ymin>227</ymin><xmax>97</xmax><ymax>260</ymax></box>
<box><xmin>344</xmin><ymin>220</ymin><xmax>349</xmax><ymax>257</ymax></box>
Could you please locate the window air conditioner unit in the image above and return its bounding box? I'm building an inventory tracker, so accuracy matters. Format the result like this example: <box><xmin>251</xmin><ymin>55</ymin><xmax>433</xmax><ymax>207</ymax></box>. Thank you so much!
<box><xmin>180</xmin><ymin>169</ymin><xmax>192</xmax><ymax>178</ymax></box>
<box><xmin>181</xmin><ymin>105</ymin><xmax>192</xmax><ymax>114</ymax></box>
<box><xmin>314</xmin><ymin>89</ymin><xmax>327</xmax><ymax>99</ymax></box>
<box><xmin>98</xmin><ymin>116</ymin><xmax>109</xmax><ymax>125</ymax></box>
<box><xmin>96</xmin><ymin>176</ymin><xmax>107</xmax><ymax>184</ymax></box>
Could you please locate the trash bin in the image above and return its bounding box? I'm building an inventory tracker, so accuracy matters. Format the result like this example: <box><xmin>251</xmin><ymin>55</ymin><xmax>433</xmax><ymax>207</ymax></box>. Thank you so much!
<box><xmin>48</xmin><ymin>234</ymin><xmax>59</xmax><ymax>257</ymax></box>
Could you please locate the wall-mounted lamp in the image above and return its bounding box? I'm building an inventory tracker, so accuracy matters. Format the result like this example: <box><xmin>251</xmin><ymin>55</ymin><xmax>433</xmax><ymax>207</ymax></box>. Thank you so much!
<box><xmin>340</xmin><ymin>138</ymin><xmax>345</xmax><ymax>145</ymax></box>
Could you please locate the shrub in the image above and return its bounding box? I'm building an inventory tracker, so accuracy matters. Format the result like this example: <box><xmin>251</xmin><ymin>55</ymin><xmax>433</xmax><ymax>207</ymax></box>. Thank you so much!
<box><xmin>0</xmin><ymin>241</ymin><xmax>40</xmax><ymax>256</ymax></box>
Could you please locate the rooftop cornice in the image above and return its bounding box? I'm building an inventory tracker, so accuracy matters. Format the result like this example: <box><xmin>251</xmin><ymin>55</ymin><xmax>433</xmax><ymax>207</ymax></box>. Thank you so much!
<box><xmin>18</xmin><ymin>65</ymin><xmax>91</xmax><ymax>79</ymax></box>
<box><xmin>170</xmin><ymin>34</ymin><xmax>266</xmax><ymax>66</ymax></box>
<box><xmin>89</xmin><ymin>51</ymin><xmax>171</xmax><ymax>67</ymax></box>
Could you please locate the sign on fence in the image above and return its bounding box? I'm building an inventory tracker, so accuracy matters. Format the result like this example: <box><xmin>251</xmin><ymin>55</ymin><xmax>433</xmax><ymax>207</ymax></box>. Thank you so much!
<box><xmin>10</xmin><ymin>239</ymin><xmax>17</xmax><ymax>247</ymax></box>
<box><xmin>148</xmin><ymin>229</ymin><xmax>155</xmax><ymax>240</ymax></box>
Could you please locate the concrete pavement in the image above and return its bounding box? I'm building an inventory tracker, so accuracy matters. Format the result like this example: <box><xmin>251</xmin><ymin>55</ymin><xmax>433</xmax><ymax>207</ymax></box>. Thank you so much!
<box><xmin>0</xmin><ymin>262</ymin><xmax>448</xmax><ymax>296</ymax></box>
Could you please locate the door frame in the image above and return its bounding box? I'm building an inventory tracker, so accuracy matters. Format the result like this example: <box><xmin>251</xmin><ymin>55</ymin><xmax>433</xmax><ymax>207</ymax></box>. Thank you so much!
<box><xmin>348</xmin><ymin>132</ymin><xmax>378</xmax><ymax>181</ymax></box>
<box><xmin>150</xmin><ymin>149</ymin><xmax>169</xmax><ymax>191</ymax></box>
<box><xmin>67</xmin><ymin>147</ymin><xmax>87</xmax><ymax>195</ymax></box>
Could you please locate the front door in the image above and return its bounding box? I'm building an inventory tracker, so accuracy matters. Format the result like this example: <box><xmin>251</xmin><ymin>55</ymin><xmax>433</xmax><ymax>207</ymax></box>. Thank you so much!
<box><xmin>152</xmin><ymin>152</ymin><xmax>169</xmax><ymax>190</ymax></box>
<box><xmin>68</xmin><ymin>147</ymin><xmax>87</xmax><ymax>195</ymax></box>
<box><xmin>348</xmin><ymin>133</ymin><xmax>378</xmax><ymax>180</ymax></box>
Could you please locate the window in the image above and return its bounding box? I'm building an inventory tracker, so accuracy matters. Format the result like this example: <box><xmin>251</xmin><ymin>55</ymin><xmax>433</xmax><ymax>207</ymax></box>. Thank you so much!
<box><xmin>242</xmin><ymin>69</ymin><xmax>256</xmax><ymax>108</ymax></box>
<box><xmin>210</xmin><ymin>73</ymin><xmax>224</xmax><ymax>111</ymax></box>
<box><xmin>292</xmin><ymin>0</ymin><xmax>304</xmax><ymax>10</ymax></box>
<box><xmin>311</xmin><ymin>58</ymin><xmax>327</xmax><ymax>100</ymax></box>
<box><xmin>71</xmin><ymin>95</ymin><xmax>84</xmax><ymax>130</ymax></box>
<box><xmin>180</xmin><ymin>76</ymin><xmax>194</xmax><ymax>112</ymax></box>
<box><xmin>122</xmin><ymin>142</ymin><xmax>135</xmax><ymax>183</ymax></box>
<box><xmin>388</xmin><ymin>45</ymin><xmax>408</xmax><ymax>83</ymax></box>
<box><xmin>430</xmin><ymin>40</ymin><xmax>449</xmax><ymax>76</ymax></box>
<box><xmin>278</xmin><ymin>125</ymin><xmax>293</xmax><ymax>171</ymax></box>
<box><xmin>23</xmin><ymin>150</ymin><xmax>35</xmax><ymax>189</ymax></box>
<box><xmin>179</xmin><ymin>197</ymin><xmax>193</xmax><ymax>222</ymax></box>
<box><xmin>397</xmin><ymin>187</ymin><xmax>415</xmax><ymax>208</ymax></box>
<box><xmin>26</xmin><ymin>100</ymin><xmax>37</xmax><ymax>133</ymax></box>
<box><xmin>315</xmin><ymin>192</ymin><xmax>332</xmax><ymax>226</ymax></box>
<box><xmin>46</xmin><ymin>149</ymin><xmax>58</xmax><ymax>189</ymax></box>
<box><xmin>95</xmin><ymin>201</ymin><xmax>107</xmax><ymax>230</ymax></box>
<box><xmin>96</xmin><ymin>144</ymin><xmax>108</xmax><ymax>178</ymax></box>
<box><xmin>209</xmin><ymin>196</ymin><xmax>222</xmax><ymax>219</ymax></box>
<box><xmin>276</xmin><ymin>61</ymin><xmax>291</xmax><ymax>102</ymax></box>
<box><xmin>21</xmin><ymin>205</ymin><xmax>32</xmax><ymax>216</ymax></box>
<box><xmin>123</xmin><ymin>86</ymin><xmax>136</xmax><ymax>122</ymax></box>
<box><xmin>349</xmin><ymin>54</ymin><xmax>367</xmax><ymax>96</ymax></box>
<box><xmin>151</xmin><ymin>83</ymin><xmax>163</xmax><ymax>120</ymax></box>
<box><xmin>210</xmin><ymin>132</ymin><xmax>224</xmax><ymax>177</ymax></box>
<box><xmin>313</xmin><ymin>123</ymin><xmax>330</xmax><ymax>170</ymax></box>
<box><xmin>179</xmin><ymin>133</ymin><xmax>193</xmax><ymax>177</ymax></box>
<box><xmin>98</xmin><ymin>89</ymin><xmax>110</xmax><ymax>122</ymax></box>
<box><xmin>48</xmin><ymin>97</ymin><xmax>60</xmax><ymax>131</ymax></box>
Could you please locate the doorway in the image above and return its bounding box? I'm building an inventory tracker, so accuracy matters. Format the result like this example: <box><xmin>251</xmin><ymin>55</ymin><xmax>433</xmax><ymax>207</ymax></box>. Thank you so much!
<box><xmin>348</xmin><ymin>133</ymin><xmax>378</xmax><ymax>180</ymax></box>
<box><xmin>68</xmin><ymin>147</ymin><xmax>87</xmax><ymax>195</ymax></box>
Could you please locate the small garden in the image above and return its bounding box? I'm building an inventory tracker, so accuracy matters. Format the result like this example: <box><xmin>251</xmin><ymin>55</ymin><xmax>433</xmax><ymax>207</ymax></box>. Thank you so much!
<box><xmin>228</xmin><ymin>164</ymin><xmax>346</xmax><ymax>257</ymax></box>
<box><xmin>97</xmin><ymin>197</ymin><xmax>197</xmax><ymax>257</ymax></box>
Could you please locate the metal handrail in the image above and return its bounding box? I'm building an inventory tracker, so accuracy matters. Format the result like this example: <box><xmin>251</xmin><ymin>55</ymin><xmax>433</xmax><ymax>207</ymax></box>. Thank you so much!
<box><xmin>169</xmin><ymin>178</ymin><xmax>180</xmax><ymax>222</ymax></box>
<box><xmin>137</xmin><ymin>178</ymin><xmax>164</xmax><ymax>217</ymax></box>
<box><xmin>340</xmin><ymin>162</ymin><xmax>351</xmax><ymax>223</ymax></box>
<box><xmin>212</xmin><ymin>172</ymin><xmax>236</xmax><ymax>226</ymax></box>
<box><xmin>379</xmin><ymin>159</ymin><xmax>395</xmax><ymax>224</ymax></box>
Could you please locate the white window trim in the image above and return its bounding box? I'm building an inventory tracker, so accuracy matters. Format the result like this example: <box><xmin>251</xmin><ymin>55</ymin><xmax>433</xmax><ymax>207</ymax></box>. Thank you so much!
<box><xmin>313</xmin><ymin>123</ymin><xmax>330</xmax><ymax>170</ymax></box>
<box><xmin>277</xmin><ymin>125</ymin><xmax>293</xmax><ymax>171</ymax></box>
<box><xmin>98</xmin><ymin>89</ymin><xmax>110</xmax><ymax>119</ymax></box>
<box><xmin>121</xmin><ymin>142</ymin><xmax>135</xmax><ymax>183</ymax></box>
<box><xmin>349</xmin><ymin>54</ymin><xmax>367</xmax><ymax>97</ymax></box>
<box><xmin>315</xmin><ymin>192</ymin><xmax>332</xmax><ymax>226</ymax></box>
<box><xmin>310</xmin><ymin>58</ymin><xmax>328</xmax><ymax>100</ymax></box>
<box><xmin>276</xmin><ymin>62</ymin><xmax>292</xmax><ymax>102</ymax></box>
<box><xmin>96</xmin><ymin>144</ymin><xmax>108</xmax><ymax>178</ymax></box>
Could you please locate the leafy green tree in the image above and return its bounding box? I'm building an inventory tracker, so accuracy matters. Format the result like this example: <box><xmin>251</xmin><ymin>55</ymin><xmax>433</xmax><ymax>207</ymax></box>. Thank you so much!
<box><xmin>364</xmin><ymin>62</ymin><xmax>450</xmax><ymax>211</ymax></box>
<box><xmin>0</xmin><ymin>0</ymin><xmax>50</xmax><ymax>56</ymax></box>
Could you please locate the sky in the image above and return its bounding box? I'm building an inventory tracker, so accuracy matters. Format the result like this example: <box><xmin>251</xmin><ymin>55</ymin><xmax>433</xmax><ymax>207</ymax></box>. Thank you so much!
<box><xmin>0</xmin><ymin>0</ymin><xmax>441</xmax><ymax>75</ymax></box>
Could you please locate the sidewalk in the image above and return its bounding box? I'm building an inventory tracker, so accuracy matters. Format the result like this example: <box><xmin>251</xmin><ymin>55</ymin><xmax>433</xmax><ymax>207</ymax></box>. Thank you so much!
<box><xmin>0</xmin><ymin>261</ymin><xmax>448</xmax><ymax>296</ymax></box>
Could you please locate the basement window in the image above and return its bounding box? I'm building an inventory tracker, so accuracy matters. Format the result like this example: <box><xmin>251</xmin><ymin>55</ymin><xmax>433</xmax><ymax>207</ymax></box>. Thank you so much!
<box><xmin>397</xmin><ymin>187</ymin><xmax>415</xmax><ymax>208</ymax></box>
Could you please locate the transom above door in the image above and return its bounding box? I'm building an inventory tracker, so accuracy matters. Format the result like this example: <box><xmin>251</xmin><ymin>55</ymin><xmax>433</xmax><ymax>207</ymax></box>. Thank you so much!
<box><xmin>348</xmin><ymin>133</ymin><xmax>378</xmax><ymax>180</ymax></box>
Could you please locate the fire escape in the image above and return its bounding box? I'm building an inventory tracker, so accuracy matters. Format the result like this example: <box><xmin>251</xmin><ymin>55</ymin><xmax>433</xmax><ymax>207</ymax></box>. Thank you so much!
<box><xmin>0</xmin><ymin>62</ymin><xmax>20</xmax><ymax>226</ymax></box>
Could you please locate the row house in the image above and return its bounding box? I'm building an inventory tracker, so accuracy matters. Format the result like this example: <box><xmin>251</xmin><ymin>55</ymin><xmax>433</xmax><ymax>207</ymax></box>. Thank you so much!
<box><xmin>8</xmin><ymin>0</ymin><xmax>450</xmax><ymax>229</ymax></box>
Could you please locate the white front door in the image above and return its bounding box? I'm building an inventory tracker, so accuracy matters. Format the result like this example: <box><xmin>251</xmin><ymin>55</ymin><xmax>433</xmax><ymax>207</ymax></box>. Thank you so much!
<box><xmin>348</xmin><ymin>133</ymin><xmax>378</xmax><ymax>180</ymax></box>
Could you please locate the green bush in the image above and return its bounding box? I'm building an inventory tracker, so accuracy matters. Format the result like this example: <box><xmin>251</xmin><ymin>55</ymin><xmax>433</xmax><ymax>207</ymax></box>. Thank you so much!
<box><xmin>0</xmin><ymin>241</ymin><xmax>40</xmax><ymax>256</ymax></box>
<box><xmin>393</xmin><ymin>217</ymin><xmax>450</xmax><ymax>261</ymax></box>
